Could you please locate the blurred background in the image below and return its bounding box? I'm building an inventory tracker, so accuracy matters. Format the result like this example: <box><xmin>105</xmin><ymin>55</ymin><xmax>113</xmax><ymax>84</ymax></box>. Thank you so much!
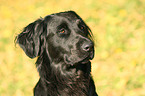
<box><xmin>0</xmin><ymin>0</ymin><xmax>145</xmax><ymax>96</ymax></box>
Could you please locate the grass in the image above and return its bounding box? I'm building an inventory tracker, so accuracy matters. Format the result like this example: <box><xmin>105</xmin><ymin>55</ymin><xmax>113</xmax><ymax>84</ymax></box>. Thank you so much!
<box><xmin>0</xmin><ymin>0</ymin><xmax>145</xmax><ymax>96</ymax></box>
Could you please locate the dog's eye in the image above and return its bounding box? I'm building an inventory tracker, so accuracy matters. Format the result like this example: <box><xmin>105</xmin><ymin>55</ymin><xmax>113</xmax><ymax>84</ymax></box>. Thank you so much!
<box><xmin>78</xmin><ymin>24</ymin><xmax>85</xmax><ymax>31</ymax></box>
<box><xmin>58</xmin><ymin>28</ymin><xmax>69</xmax><ymax>37</ymax></box>
<box><xmin>80</xmin><ymin>26</ymin><xmax>84</xmax><ymax>30</ymax></box>
<box><xmin>59</xmin><ymin>28</ymin><xmax>65</xmax><ymax>34</ymax></box>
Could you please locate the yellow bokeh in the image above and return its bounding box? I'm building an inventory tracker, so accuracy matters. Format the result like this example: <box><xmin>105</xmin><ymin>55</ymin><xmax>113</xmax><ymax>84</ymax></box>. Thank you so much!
<box><xmin>0</xmin><ymin>0</ymin><xmax>145</xmax><ymax>96</ymax></box>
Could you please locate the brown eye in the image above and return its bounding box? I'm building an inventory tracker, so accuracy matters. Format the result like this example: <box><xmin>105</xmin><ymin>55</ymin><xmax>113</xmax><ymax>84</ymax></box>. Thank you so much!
<box><xmin>59</xmin><ymin>28</ymin><xmax>65</xmax><ymax>34</ymax></box>
<box><xmin>81</xmin><ymin>26</ymin><xmax>84</xmax><ymax>30</ymax></box>
<box><xmin>80</xmin><ymin>25</ymin><xmax>85</xmax><ymax>31</ymax></box>
<box><xmin>78</xmin><ymin>23</ymin><xmax>86</xmax><ymax>31</ymax></box>
<box><xmin>57</xmin><ymin>23</ymin><xmax>70</xmax><ymax>37</ymax></box>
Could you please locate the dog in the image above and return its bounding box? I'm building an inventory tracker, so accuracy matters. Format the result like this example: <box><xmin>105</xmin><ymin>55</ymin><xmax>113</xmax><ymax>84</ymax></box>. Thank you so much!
<box><xmin>16</xmin><ymin>11</ymin><xmax>98</xmax><ymax>96</ymax></box>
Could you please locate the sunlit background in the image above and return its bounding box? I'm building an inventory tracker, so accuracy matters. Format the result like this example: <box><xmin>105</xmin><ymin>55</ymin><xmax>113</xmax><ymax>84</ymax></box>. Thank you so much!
<box><xmin>0</xmin><ymin>0</ymin><xmax>145</xmax><ymax>96</ymax></box>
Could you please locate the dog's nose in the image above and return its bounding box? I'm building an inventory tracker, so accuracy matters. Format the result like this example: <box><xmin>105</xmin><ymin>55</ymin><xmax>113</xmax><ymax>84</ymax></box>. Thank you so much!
<box><xmin>82</xmin><ymin>42</ymin><xmax>93</xmax><ymax>52</ymax></box>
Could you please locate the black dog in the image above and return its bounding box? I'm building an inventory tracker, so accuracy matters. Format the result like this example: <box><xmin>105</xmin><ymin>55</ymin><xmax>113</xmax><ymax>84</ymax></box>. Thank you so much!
<box><xmin>16</xmin><ymin>11</ymin><xmax>98</xmax><ymax>96</ymax></box>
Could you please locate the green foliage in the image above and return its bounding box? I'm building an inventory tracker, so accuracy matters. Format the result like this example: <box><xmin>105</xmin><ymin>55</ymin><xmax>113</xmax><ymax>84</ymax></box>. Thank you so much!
<box><xmin>0</xmin><ymin>0</ymin><xmax>145</xmax><ymax>96</ymax></box>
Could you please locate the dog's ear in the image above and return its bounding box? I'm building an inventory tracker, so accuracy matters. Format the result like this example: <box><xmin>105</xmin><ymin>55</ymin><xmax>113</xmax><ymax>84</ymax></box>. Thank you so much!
<box><xmin>17</xmin><ymin>19</ymin><xmax>45</xmax><ymax>58</ymax></box>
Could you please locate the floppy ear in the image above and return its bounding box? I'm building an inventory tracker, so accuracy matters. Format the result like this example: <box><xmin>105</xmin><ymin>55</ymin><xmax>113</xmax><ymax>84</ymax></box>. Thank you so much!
<box><xmin>17</xmin><ymin>19</ymin><xmax>45</xmax><ymax>58</ymax></box>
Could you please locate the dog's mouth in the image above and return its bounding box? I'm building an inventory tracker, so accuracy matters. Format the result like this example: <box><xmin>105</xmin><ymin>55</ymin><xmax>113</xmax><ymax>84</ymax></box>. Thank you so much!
<box><xmin>80</xmin><ymin>56</ymin><xmax>91</xmax><ymax>64</ymax></box>
<box><xmin>64</xmin><ymin>51</ymin><xmax>94</xmax><ymax>65</ymax></box>
<box><xmin>80</xmin><ymin>51</ymin><xmax>94</xmax><ymax>64</ymax></box>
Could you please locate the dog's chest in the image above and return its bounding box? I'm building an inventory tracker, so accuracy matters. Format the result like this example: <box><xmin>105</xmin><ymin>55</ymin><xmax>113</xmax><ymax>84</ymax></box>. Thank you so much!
<box><xmin>56</xmin><ymin>82</ymin><xmax>89</xmax><ymax>96</ymax></box>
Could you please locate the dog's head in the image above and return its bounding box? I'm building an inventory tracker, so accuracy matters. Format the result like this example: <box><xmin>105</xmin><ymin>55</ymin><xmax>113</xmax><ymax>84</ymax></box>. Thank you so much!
<box><xmin>17</xmin><ymin>11</ymin><xmax>94</xmax><ymax>66</ymax></box>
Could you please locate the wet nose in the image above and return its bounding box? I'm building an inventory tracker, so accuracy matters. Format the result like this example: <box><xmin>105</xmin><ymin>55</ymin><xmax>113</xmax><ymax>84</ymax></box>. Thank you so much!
<box><xmin>82</xmin><ymin>42</ymin><xmax>93</xmax><ymax>52</ymax></box>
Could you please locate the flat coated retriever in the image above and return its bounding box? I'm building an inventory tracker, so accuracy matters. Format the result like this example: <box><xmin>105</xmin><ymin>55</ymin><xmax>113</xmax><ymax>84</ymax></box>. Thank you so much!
<box><xmin>16</xmin><ymin>11</ymin><xmax>98</xmax><ymax>96</ymax></box>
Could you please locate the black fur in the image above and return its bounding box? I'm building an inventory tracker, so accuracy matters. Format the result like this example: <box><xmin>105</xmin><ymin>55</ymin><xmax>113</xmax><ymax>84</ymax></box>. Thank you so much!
<box><xmin>16</xmin><ymin>11</ymin><xmax>98</xmax><ymax>96</ymax></box>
